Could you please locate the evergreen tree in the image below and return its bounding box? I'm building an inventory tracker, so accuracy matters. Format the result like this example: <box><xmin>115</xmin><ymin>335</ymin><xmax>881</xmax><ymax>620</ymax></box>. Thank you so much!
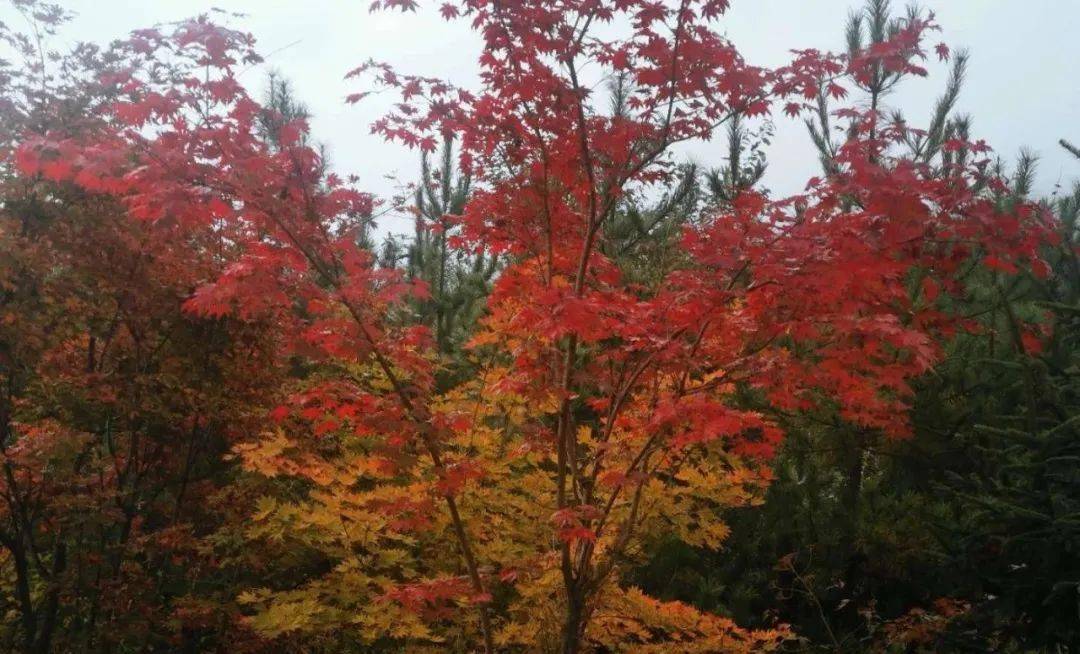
<box><xmin>704</xmin><ymin>113</ymin><xmax>771</xmax><ymax>208</ymax></box>
<box><xmin>935</xmin><ymin>146</ymin><xmax>1080</xmax><ymax>650</ymax></box>
<box><xmin>406</xmin><ymin>136</ymin><xmax>497</xmax><ymax>359</ymax></box>
<box><xmin>806</xmin><ymin>0</ymin><xmax>971</xmax><ymax>175</ymax></box>
<box><xmin>632</xmin><ymin>4</ymin><xmax>1075</xmax><ymax>653</ymax></box>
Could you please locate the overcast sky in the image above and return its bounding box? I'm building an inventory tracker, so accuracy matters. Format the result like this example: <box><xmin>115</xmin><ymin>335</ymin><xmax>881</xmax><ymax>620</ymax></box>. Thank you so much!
<box><xmin>14</xmin><ymin>0</ymin><xmax>1080</xmax><ymax>235</ymax></box>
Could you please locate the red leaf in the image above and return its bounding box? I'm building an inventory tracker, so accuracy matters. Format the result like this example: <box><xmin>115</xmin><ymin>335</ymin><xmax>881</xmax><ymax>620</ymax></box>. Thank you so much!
<box><xmin>439</xmin><ymin>3</ymin><xmax>459</xmax><ymax>19</ymax></box>
<box><xmin>984</xmin><ymin>255</ymin><xmax>1018</xmax><ymax>274</ymax></box>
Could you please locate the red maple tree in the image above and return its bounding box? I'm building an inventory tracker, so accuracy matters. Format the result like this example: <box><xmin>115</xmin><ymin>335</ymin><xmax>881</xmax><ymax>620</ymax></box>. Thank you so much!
<box><xmin>11</xmin><ymin>1</ymin><xmax>1053</xmax><ymax>651</ymax></box>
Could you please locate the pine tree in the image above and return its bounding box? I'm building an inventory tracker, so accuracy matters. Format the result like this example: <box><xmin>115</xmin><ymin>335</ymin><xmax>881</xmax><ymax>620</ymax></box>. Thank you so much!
<box><xmin>601</xmin><ymin>76</ymin><xmax>771</xmax><ymax>283</ymax></box>
<box><xmin>936</xmin><ymin>146</ymin><xmax>1080</xmax><ymax>650</ymax></box>
<box><xmin>704</xmin><ymin>113</ymin><xmax>771</xmax><ymax>208</ymax></box>
<box><xmin>632</xmin><ymin>5</ymin><xmax>1061</xmax><ymax>651</ymax></box>
<box><xmin>806</xmin><ymin>0</ymin><xmax>971</xmax><ymax>174</ymax></box>
<box><xmin>407</xmin><ymin>136</ymin><xmax>497</xmax><ymax>358</ymax></box>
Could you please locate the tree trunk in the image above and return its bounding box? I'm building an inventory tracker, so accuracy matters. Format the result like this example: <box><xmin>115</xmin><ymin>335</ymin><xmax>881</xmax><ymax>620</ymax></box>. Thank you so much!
<box><xmin>561</xmin><ymin>590</ymin><xmax>586</xmax><ymax>654</ymax></box>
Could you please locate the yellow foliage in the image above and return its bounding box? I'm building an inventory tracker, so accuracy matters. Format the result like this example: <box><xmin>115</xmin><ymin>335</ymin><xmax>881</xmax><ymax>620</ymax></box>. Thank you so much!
<box><xmin>232</xmin><ymin>351</ymin><xmax>786</xmax><ymax>651</ymax></box>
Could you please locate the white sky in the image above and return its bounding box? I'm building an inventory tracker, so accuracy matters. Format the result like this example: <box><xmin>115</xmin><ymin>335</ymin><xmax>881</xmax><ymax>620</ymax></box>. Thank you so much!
<box><xmin>13</xmin><ymin>0</ymin><xmax>1080</xmax><ymax>236</ymax></box>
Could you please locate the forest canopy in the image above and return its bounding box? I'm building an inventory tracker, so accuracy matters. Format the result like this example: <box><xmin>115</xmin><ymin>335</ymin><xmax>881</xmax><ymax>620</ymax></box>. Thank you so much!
<box><xmin>0</xmin><ymin>0</ymin><xmax>1077</xmax><ymax>652</ymax></box>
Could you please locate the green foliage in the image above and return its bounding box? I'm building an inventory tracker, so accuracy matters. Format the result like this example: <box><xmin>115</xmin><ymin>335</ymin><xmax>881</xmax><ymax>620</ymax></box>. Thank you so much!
<box><xmin>406</xmin><ymin>136</ymin><xmax>496</xmax><ymax>358</ymax></box>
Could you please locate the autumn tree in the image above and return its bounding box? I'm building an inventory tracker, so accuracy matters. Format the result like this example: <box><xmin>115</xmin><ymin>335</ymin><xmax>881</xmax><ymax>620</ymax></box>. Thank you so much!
<box><xmin>341</xmin><ymin>1</ymin><xmax>1049</xmax><ymax>651</ymax></box>
<box><xmin>6</xmin><ymin>2</ymin><xmax>1055</xmax><ymax>654</ymax></box>
<box><xmin>0</xmin><ymin>6</ymin><xmax>283</xmax><ymax>651</ymax></box>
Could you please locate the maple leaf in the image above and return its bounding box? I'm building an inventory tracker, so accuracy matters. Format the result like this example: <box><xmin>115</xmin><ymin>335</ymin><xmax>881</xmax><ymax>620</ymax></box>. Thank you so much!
<box><xmin>984</xmin><ymin>255</ymin><xmax>1019</xmax><ymax>274</ymax></box>
<box><xmin>439</xmin><ymin>2</ymin><xmax>459</xmax><ymax>19</ymax></box>
<box><xmin>827</xmin><ymin>82</ymin><xmax>848</xmax><ymax>99</ymax></box>
<box><xmin>13</xmin><ymin>143</ymin><xmax>41</xmax><ymax>174</ymax></box>
<box><xmin>278</xmin><ymin>119</ymin><xmax>307</xmax><ymax>147</ymax></box>
<box><xmin>1020</xmin><ymin>331</ymin><xmax>1044</xmax><ymax>355</ymax></box>
<box><xmin>558</xmin><ymin>526</ymin><xmax>597</xmax><ymax>543</ymax></box>
<box><xmin>268</xmin><ymin>405</ymin><xmax>290</xmax><ymax>422</ymax></box>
